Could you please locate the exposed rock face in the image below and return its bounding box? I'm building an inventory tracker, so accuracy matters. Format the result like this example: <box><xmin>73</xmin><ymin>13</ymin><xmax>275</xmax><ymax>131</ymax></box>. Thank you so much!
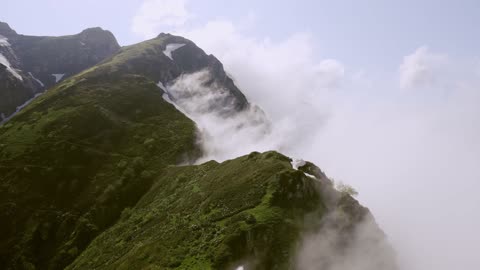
<box><xmin>88</xmin><ymin>33</ymin><xmax>249</xmax><ymax>115</ymax></box>
<box><xmin>0</xmin><ymin>22</ymin><xmax>17</xmax><ymax>38</ymax></box>
<box><xmin>0</xmin><ymin>22</ymin><xmax>120</xmax><ymax>120</ymax></box>
<box><xmin>157</xmin><ymin>33</ymin><xmax>248</xmax><ymax>113</ymax></box>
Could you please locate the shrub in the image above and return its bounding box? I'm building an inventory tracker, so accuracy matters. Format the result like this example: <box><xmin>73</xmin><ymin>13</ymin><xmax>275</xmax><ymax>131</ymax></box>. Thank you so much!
<box><xmin>335</xmin><ymin>181</ymin><xmax>359</xmax><ymax>197</ymax></box>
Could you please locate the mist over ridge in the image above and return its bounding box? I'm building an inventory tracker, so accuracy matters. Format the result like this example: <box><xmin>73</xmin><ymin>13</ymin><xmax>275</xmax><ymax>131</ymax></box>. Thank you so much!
<box><xmin>1</xmin><ymin>0</ymin><xmax>479</xmax><ymax>269</ymax></box>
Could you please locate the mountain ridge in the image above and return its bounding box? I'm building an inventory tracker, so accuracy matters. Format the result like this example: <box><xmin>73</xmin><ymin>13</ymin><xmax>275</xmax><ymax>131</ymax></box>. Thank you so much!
<box><xmin>0</xmin><ymin>24</ymin><xmax>398</xmax><ymax>270</ymax></box>
<box><xmin>0</xmin><ymin>22</ymin><xmax>120</xmax><ymax>120</ymax></box>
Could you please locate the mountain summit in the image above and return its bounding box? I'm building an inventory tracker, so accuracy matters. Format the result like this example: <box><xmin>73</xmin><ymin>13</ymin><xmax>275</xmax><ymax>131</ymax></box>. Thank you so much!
<box><xmin>0</xmin><ymin>22</ymin><xmax>119</xmax><ymax>121</ymax></box>
<box><xmin>0</xmin><ymin>25</ymin><xmax>398</xmax><ymax>270</ymax></box>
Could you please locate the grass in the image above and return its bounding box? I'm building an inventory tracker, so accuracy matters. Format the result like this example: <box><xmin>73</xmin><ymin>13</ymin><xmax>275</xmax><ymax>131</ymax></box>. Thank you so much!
<box><xmin>0</xmin><ymin>73</ymin><xmax>197</xmax><ymax>270</ymax></box>
<box><xmin>67</xmin><ymin>151</ymin><xmax>326</xmax><ymax>270</ymax></box>
<box><xmin>0</xmin><ymin>32</ymin><xmax>372</xmax><ymax>270</ymax></box>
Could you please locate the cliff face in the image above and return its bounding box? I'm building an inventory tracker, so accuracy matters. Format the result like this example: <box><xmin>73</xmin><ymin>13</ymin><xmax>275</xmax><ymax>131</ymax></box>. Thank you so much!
<box><xmin>86</xmin><ymin>33</ymin><xmax>250</xmax><ymax>115</ymax></box>
<box><xmin>0</xmin><ymin>25</ymin><xmax>397</xmax><ymax>270</ymax></box>
<box><xmin>0</xmin><ymin>22</ymin><xmax>120</xmax><ymax>120</ymax></box>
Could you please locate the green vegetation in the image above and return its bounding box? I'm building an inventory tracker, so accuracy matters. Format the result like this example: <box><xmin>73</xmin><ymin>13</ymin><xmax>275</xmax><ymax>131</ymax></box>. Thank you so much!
<box><xmin>0</xmin><ymin>32</ymin><xmax>230</xmax><ymax>269</ymax></box>
<box><xmin>0</xmin><ymin>31</ymin><xmax>377</xmax><ymax>270</ymax></box>
<box><xmin>0</xmin><ymin>73</ymin><xmax>197</xmax><ymax>269</ymax></box>
<box><xmin>327</xmin><ymin>176</ymin><xmax>359</xmax><ymax>197</ymax></box>
<box><xmin>335</xmin><ymin>182</ymin><xmax>359</xmax><ymax>197</ymax></box>
<box><xmin>68</xmin><ymin>151</ymin><xmax>326</xmax><ymax>270</ymax></box>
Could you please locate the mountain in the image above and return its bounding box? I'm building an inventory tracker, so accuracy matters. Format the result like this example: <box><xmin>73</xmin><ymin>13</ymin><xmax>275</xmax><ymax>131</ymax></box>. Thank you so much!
<box><xmin>0</xmin><ymin>26</ymin><xmax>397</xmax><ymax>270</ymax></box>
<box><xmin>85</xmin><ymin>32</ymin><xmax>249</xmax><ymax>115</ymax></box>
<box><xmin>68</xmin><ymin>152</ymin><xmax>397</xmax><ymax>270</ymax></box>
<box><xmin>0</xmin><ymin>22</ymin><xmax>120</xmax><ymax>121</ymax></box>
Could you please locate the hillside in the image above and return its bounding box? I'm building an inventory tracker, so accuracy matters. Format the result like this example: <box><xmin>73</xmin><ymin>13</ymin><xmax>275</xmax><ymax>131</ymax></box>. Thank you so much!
<box><xmin>0</xmin><ymin>74</ymin><xmax>197</xmax><ymax>269</ymax></box>
<box><xmin>0</xmin><ymin>28</ymin><xmax>397</xmax><ymax>270</ymax></box>
<box><xmin>68</xmin><ymin>151</ymin><xmax>397</xmax><ymax>270</ymax></box>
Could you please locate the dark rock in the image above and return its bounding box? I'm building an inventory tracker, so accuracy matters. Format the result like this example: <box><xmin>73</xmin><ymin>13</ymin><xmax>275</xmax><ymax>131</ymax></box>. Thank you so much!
<box><xmin>0</xmin><ymin>22</ymin><xmax>17</xmax><ymax>37</ymax></box>
<box><xmin>0</xmin><ymin>22</ymin><xmax>120</xmax><ymax>120</ymax></box>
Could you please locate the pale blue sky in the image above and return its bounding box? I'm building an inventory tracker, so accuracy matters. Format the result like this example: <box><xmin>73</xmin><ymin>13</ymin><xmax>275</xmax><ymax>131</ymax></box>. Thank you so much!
<box><xmin>2</xmin><ymin>1</ymin><xmax>480</xmax><ymax>269</ymax></box>
<box><xmin>2</xmin><ymin>0</ymin><xmax>479</xmax><ymax>69</ymax></box>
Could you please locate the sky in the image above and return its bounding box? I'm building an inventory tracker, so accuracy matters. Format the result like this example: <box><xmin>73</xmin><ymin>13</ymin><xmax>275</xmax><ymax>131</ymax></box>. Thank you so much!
<box><xmin>3</xmin><ymin>0</ymin><xmax>480</xmax><ymax>70</ymax></box>
<box><xmin>2</xmin><ymin>1</ymin><xmax>480</xmax><ymax>269</ymax></box>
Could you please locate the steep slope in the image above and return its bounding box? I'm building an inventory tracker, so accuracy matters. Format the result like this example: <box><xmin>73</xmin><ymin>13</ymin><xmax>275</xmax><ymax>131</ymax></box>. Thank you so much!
<box><xmin>87</xmin><ymin>33</ymin><xmax>249</xmax><ymax>115</ymax></box>
<box><xmin>0</xmin><ymin>22</ymin><xmax>120</xmax><ymax>120</ymax></box>
<box><xmin>68</xmin><ymin>152</ymin><xmax>397</xmax><ymax>270</ymax></box>
<box><xmin>0</xmin><ymin>32</ymin><xmax>253</xmax><ymax>269</ymax></box>
<box><xmin>69</xmin><ymin>151</ymin><xmax>318</xmax><ymax>269</ymax></box>
<box><xmin>0</xmin><ymin>30</ymin><xmax>397</xmax><ymax>270</ymax></box>
<box><xmin>0</xmin><ymin>74</ymin><xmax>198</xmax><ymax>269</ymax></box>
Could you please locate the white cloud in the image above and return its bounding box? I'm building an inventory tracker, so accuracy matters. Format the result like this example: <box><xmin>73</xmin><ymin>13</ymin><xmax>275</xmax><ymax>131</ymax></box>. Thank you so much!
<box><xmin>182</xmin><ymin>22</ymin><xmax>480</xmax><ymax>269</ymax></box>
<box><xmin>314</xmin><ymin>59</ymin><xmax>345</xmax><ymax>88</ymax></box>
<box><xmin>312</xmin><ymin>54</ymin><xmax>480</xmax><ymax>270</ymax></box>
<box><xmin>131</xmin><ymin>0</ymin><xmax>189</xmax><ymax>39</ymax></box>
<box><xmin>164</xmin><ymin>70</ymin><xmax>272</xmax><ymax>163</ymax></box>
<box><xmin>131</xmin><ymin>4</ymin><xmax>480</xmax><ymax>269</ymax></box>
<box><xmin>176</xmin><ymin>20</ymin><xmax>346</xmax><ymax>160</ymax></box>
<box><xmin>297</xmin><ymin>212</ymin><xmax>398</xmax><ymax>270</ymax></box>
<box><xmin>399</xmin><ymin>46</ymin><xmax>447</xmax><ymax>89</ymax></box>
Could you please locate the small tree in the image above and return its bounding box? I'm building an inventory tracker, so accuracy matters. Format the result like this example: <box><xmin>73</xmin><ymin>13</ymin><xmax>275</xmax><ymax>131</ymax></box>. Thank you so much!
<box><xmin>335</xmin><ymin>181</ymin><xmax>359</xmax><ymax>197</ymax></box>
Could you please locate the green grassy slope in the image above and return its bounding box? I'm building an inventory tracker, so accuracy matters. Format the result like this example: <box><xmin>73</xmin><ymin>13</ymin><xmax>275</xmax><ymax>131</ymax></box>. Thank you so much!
<box><xmin>0</xmin><ymin>73</ymin><xmax>197</xmax><ymax>269</ymax></box>
<box><xmin>0</xmin><ymin>32</ymin><xmax>396</xmax><ymax>270</ymax></box>
<box><xmin>68</xmin><ymin>151</ymin><xmax>326</xmax><ymax>270</ymax></box>
<box><xmin>0</xmin><ymin>31</ymin><xmax>249</xmax><ymax>270</ymax></box>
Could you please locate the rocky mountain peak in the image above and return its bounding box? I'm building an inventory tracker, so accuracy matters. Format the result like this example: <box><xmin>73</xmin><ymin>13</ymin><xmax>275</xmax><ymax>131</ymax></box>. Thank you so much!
<box><xmin>0</xmin><ymin>23</ymin><xmax>120</xmax><ymax>120</ymax></box>
<box><xmin>80</xmin><ymin>26</ymin><xmax>105</xmax><ymax>33</ymax></box>
<box><xmin>87</xmin><ymin>33</ymin><xmax>249</xmax><ymax>114</ymax></box>
<box><xmin>79</xmin><ymin>27</ymin><xmax>117</xmax><ymax>44</ymax></box>
<box><xmin>0</xmin><ymin>22</ymin><xmax>17</xmax><ymax>37</ymax></box>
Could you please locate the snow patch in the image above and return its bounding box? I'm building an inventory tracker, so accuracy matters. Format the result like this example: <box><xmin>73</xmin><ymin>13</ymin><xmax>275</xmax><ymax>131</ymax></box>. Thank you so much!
<box><xmin>80</xmin><ymin>41</ymin><xmax>86</xmax><ymax>46</ymax></box>
<box><xmin>291</xmin><ymin>158</ymin><xmax>306</xmax><ymax>170</ymax></box>
<box><xmin>28</xmin><ymin>72</ymin><xmax>44</xmax><ymax>87</ymax></box>
<box><xmin>157</xmin><ymin>81</ymin><xmax>172</xmax><ymax>103</ymax></box>
<box><xmin>0</xmin><ymin>35</ymin><xmax>10</xmax><ymax>47</ymax></box>
<box><xmin>157</xmin><ymin>81</ymin><xmax>188</xmax><ymax>114</ymax></box>
<box><xmin>157</xmin><ymin>81</ymin><xmax>166</xmax><ymax>91</ymax></box>
<box><xmin>0</xmin><ymin>93</ymin><xmax>42</xmax><ymax>124</ymax></box>
<box><xmin>0</xmin><ymin>53</ymin><xmax>23</xmax><ymax>81</ymax></box>
<box><xmin>291</xmin><ymin>158</ymin><xmax>317</xmax><ymax>178</ymax></box>
<box><xmin>235</xmin><ymin>266</ymin><xmax>244</xmax><ymax>270</ymax></box>
<box><xmin>16</xmin><ymin>93</ymin><xmax>42</xmax><ymax>111</ymax></box>
<box><xmin>162</xmin><ymin>93</ymin><xmax>175</xmax><ymax>104</ymax></box>
<box><xmin>163</xmin><ymin>43</ymin><xmax>186</xmax><ymax>60</ymax></box>
<box><xmin>52</xmin><ymin>73</ymin><xmax>65</xmax><ymax>83</ymax></box>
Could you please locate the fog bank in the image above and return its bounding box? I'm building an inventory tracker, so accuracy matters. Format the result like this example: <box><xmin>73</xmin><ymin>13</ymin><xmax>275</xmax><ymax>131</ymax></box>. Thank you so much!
<box><xmin>177</xmin><ymin>21</ymin><xmax>480</xmax><ymax>270</ymax></box>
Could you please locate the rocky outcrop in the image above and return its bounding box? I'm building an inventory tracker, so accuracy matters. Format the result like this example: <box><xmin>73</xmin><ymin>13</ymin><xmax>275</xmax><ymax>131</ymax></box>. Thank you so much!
<box><xmin>0</xmin><ymin>22</ymin><xmax>120</xmax><ymax>120</ymax></box>
<box><xmin>157</xmin><ymin>33</ymin><xmax>248</xmax><ymax>112</ymax></box>
<box><xmin>87</xmin><ymin>33</ymin><xmax>249</xmax><ymax>115</ymax></box>
<box><xmin>0</xmin><ymin>22</ymin><xmax>17</xmax><ymax>38</ymax></box>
